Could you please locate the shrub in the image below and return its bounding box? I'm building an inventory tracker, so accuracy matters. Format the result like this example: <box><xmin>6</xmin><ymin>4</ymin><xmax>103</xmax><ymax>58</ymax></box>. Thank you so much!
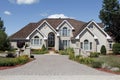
<box><xmin>91</xmin><ymin>61</ymin><xmax>103</xmax><ymax>68</ymax></box>
<box><xmin>112</xmin><ymin>43</ymin><xmax>120</xmax><ymax>54</ymax></box>
<box><xmin>17</xmin><ymin>55</ymin><xmax>29</xmax><ymax>64</ymax></box>
<box><xmin>90</xmin><ymin>52</ymin><xmax>100</xmax><ymax>58</ymax></box>
<box><xmin>68</xmin><ymin>48</ymin><xmax>75</xmax><ymax>60</ymax></box>
<box><xmin>54</xmin><ymin>50</ymin><xmax>59</xmax><ymax>53</ymax></box>
<box><xmin>0</xmin><ymin>55</ymin><xmax>30</xmax><ymax>66</ymax></box>
<box><xmin>59</xmin><ymin>48</ymin><xmax>74</xmax><ymax>55</ymax></box>
<box><xmin>41</xmin><ymin>45</ymin><xmax>46</xmax><ymax>51</ymax></box>
<box><xmin>59</xmin><ymin>50</ymin><xmax>67</xmax><ymax>55</ymax></box>
<box><xmin>6</xmin><ymin>53</ymin><xmax>16</xmax><ymax>58</ymax></box>
<box><xmin>75</xmin><ymin>55</ymin><xmax>81</xmax><ymax>61</ymax></box>
<box><xmin>79</xmin><ymin>57</ymin><xmax>94</xmax><ymax>65</ymax></box>
<box><xmin>69</xmin><ymin>52</ymin><xmax>75</xmax><ymax>60</ymax></box>
<box><xmin>100</xmin><ymin>45</ymin><xmax>106</xmax><ymax>55</ymax></box>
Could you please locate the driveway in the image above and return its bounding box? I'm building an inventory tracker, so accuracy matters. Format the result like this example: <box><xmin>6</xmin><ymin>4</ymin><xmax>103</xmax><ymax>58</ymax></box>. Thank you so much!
<box><xmin>0</xmin><ymin>54</ymin><xmax>113</xmax><ymax>75</ymax></box>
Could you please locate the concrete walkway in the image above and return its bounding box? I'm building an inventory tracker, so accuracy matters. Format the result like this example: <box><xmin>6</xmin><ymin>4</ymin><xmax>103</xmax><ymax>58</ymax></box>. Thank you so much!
<box><xmin>0</xmin><ymin>53</ymin><xmax>114</xmax><ymax>76</ymax></box>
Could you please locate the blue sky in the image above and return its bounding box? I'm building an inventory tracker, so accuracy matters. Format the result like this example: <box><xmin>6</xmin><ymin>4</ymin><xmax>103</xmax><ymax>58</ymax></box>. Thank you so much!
<box><xmin>0</xmin><ymin>0</ymin><xmax>119</xmax><ymax>36</ymax></box>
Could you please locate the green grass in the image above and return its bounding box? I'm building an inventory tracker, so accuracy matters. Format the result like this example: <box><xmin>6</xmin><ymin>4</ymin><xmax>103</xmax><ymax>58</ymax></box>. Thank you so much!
<box><xmin>93</xmin><ymin>55</ymin><xmax>120</xmax><ymax>68</ymax></box>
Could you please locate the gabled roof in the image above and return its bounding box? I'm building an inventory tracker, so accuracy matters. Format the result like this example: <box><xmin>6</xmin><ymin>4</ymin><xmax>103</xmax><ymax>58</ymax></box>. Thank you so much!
<box><xmin>10</xmin><ymin>18</ymin><xmax>104</xmax><ymax>40</ymax></box>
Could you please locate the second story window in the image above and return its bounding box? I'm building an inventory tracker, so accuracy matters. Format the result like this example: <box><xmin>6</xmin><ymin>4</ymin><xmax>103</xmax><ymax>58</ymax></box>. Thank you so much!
<box><xmin>63</xmin><ymin>27</ymin><xmax>67</xmax><ymax>36</ymax></box>
<box><xmin>61</xmin><ymin>27</ymin><xmax>70</xmax><ymax>37</ymax></box>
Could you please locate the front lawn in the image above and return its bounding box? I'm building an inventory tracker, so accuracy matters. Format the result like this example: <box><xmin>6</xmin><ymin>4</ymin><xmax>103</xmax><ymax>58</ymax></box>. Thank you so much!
<box><xmin>93</xmin><ymin>55</ymin><xmax>120</xmax><ymax>69</ymax></box>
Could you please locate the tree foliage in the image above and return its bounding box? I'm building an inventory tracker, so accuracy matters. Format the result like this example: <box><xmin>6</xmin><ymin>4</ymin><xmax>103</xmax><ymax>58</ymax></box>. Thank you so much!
<box><xmin>99</xmin><ymin>0</ymin><xmax>120</xmax><ymax>42</ymax></box>
<box><xmin>100</xmin><ymin>45</ymin><xmax>106</xmax><ymax>55</ymax></box>
<box><xmin>0</xmin><ymin>17</ymin><xmax>11</xmax><ymax>51</ymax></box>
<box><xmin>0</xmin><ymin>18</ymin><xmax>5</xmax><ymax>31</ymax></box>
<box><xmin>112</xmin><ymin>43</ymin><xmax>120</xmax><ymax>54</ymax></box>
<box><xmin>0</xmin><ymin>30</ymin><xmax>11</xmax><ymax>51</ymax></box>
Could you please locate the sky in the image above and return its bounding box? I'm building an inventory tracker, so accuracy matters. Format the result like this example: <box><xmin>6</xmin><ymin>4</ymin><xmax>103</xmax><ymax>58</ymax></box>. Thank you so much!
<box><xmin>0</xmin><ymin>0</ymin><xmax>119</xmax><ymax>36</ymax></box>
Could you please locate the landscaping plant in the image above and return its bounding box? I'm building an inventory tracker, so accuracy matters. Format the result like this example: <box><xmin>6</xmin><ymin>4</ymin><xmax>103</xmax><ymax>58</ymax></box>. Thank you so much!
<box><xmin>100</xmin><ymin>45</ymin><xmax>106</xmax><ymax>55</ymax></box>
<box><xmin>112</xmin><ymin>43</ymin><xmax>120</xmax><ymax>54</ymax></box>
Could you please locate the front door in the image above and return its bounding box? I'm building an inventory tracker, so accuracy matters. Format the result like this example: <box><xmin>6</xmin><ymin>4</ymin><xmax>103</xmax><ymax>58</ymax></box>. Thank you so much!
<box><xmin>48</xmin><ymin>32</ymin><xmax>55</xmax><ymax>48</ymax></box>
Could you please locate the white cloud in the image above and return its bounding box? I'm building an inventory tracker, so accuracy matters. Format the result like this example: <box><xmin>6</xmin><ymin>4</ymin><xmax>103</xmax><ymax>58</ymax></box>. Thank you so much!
<box><xmin>8</xmin><ymin>0</ymin><xmax>39</xmax><ymax>5</ymax></box>
<box><xmin>48</xmin><ymin>14</ymin><xmax>69</xmax><ymax>18</ymax></box>
<box><xmin>4</xmin><ymin>11</ymin><xmax>11</xmax><ymax>15</ymax></box>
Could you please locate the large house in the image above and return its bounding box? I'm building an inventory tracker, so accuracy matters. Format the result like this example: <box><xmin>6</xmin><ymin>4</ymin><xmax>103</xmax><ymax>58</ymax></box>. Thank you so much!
<box><xmin>10</xmin><ymin>18</ymin><xmax>113</xmax><ymax>55</ymax></box>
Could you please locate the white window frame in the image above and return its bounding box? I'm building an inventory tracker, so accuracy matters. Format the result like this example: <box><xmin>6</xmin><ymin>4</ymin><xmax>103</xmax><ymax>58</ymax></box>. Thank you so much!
<box><xmin>61</xmin><ymin>27</ymin><xmax>70</xmax><ymax>37</ymax></box>
<box><xmin>63</xmin><ymin>40</ymin><xmax>70</xmax><ymax>49</ymax></box>
<box><xmin>31</xmin><ymin>36</ymin><xmax>42</xmax><ymax>46</ymax></box>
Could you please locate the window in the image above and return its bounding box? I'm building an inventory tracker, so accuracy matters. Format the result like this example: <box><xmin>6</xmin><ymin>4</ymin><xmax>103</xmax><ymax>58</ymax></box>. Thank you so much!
<box><xmin>90</xmin><ymin>42</ymin><xmax>92</xmax><ymax>50</ymax></box>
<box><xmin>31</xmin><ymin>36</ymin><xmax>42</xmax><ymax>45</ymax></box>
<box><xmin>34</xmin><ymin>36</ymin><xmax>39</xmax><ymax>45</ymax></box>
<box><xmin>84</xmin><ymin>40</ymin><xmax>89</xmax><ymax>50</ymax></box>
<box><xmin>80</xmin><ymin>42</ymin><xmax>83</xmax><ymax>49</ymax></box>
<box><xmin>109</xmin><ymin>41</ymin><xmax>112</xmax><ymax>49</ymax></box>
<box><xmin>63</xmin><ymin>27</ymin><xmax>67</xmax><ymax>36</ymax></box>
<box><xmin>61</xmin><ymin>27</ymin><xmax>70</xmax><ymax>36</ymax></box>
<box><xmin>63</xmin><ymin>40</ymin><xmax>70</xmax><ymax>49</ymax></box>
<box><xmin>40</xmin><ymin>39</ymin><xmax>42</xmax><ymax>45</ymax></box>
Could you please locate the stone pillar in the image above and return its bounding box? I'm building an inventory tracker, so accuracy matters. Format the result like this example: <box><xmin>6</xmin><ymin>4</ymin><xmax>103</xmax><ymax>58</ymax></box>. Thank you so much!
<box><xmin>55</xmin><ymin>36</ymin><xmax>59</xmax><ymax>50</ymax></box>
<box><xmin>23</xmin><ymin>47</ymin><xmax>31</xmax><ymax>57</ymax></box>
<box><xmin>16</xmin><ymin>50</ymin><xmax>20</xmax><ymax>57</ymax></box>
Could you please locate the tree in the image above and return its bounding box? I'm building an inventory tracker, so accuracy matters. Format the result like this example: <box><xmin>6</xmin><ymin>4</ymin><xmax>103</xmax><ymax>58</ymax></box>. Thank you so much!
<box><xmin>0</xmin><ymin>18</ymin><xmax>11</xmax><ymax>51</ymax></box>
<box><xmin>99</xmin><ymin>0</ymin><xmax>120</xmax><ymax>42</ymax></box>
<box><xmin>0</xmin><ymin>18</ymin><xmax>5</xmax><ymax>31</ymax></box>
<box><xmin>112</xmin><ymin>43</ymin><xmax>120</xmax><ymax>54</ymax></box>
<box><xmin>0</xmin><ymin>30</ymin><xmax>11</xmax><ymax>51</ymax></box>
<box><xmin>100</xmin><ymin>45</ymin><xmax>106</xmax><ymax>55</ymax></box>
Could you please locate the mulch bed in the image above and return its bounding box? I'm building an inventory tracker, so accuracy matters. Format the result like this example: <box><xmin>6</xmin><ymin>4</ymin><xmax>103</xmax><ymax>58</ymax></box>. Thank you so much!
<box><xmin>96</xmin><ymin>68</ymin><xmax>120</xmax><ymax>75</ymax></box>
<box><xmin>0</xmin><ymin>58</ymin><xmax>35</xmax><ymax>70</ymax></box>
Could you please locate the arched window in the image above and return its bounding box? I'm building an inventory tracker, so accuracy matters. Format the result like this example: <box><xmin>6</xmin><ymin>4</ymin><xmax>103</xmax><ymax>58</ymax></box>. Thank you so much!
<box><xmin>31</xmin><ymin>36</ymin><xmax>42</xmax><ymax>45</ymax></box>
<box><xmin>63</xmin><ymin>27</ymin><xmax>67</xmax><ymax>36</ymax></box>
<box><xmin>34</xmin><ymin>36</ymin><xmax>39</xmax><ymax>45</ymax></box>
<box><xmin>84</xmin><ymin>40</ymin><xmax>89</xmax><ymax>50</ymax></box>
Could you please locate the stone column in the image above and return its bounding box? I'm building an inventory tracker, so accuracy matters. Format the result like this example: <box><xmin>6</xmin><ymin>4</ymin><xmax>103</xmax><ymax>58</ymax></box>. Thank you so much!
<box><xmin>23</xmin><ymin>47</ymin><xmax>31</xmax><ymax>57</ymax></box>
<box><xmin>55</xmin><ymin>36</ymin><xmax>59</xmax><ymax>50</ymax></box>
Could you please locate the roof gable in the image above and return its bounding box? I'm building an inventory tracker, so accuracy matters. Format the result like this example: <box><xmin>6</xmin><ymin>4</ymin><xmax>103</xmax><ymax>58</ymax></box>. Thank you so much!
<box><xmin>76</xmin><ymin>27</ymin><xmax>98</xmax><ymax>39</ymax></box>
<box><xmin>56</xmin><ymin>20</ymin><xmax>74</xmax><ymax>30</ymax></box>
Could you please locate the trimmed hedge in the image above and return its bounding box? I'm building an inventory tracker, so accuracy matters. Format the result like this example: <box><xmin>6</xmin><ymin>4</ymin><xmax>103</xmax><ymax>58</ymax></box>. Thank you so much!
<box><xmin>100</xmin><ymin>45</ymin><xmax>106</xmax><ymax>55</ymax></box>
<box><xmin>112</xmin><ymin>43</ymin><xmax>120</xmax><ymax>54</ymax></box>
<box><xmin>0</xmin><ymin>55</ymin><xmax>29</xmax><ymax>66</ymax></box>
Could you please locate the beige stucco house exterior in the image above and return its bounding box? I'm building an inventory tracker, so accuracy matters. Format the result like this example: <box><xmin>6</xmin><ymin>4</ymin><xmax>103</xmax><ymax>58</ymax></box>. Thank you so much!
<box><xmin>10</xmin><ymin>18</ymin><xmax>113</xmax><ymax>55</ymax></box>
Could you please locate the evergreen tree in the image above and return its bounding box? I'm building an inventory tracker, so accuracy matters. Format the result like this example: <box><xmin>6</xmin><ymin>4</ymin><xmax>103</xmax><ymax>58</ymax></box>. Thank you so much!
<box><xmin>0</xmin><ymin>18</ymin><xmax>5</xmax><ymax>31</ymax></box>
<box><xmin>0</xmin><ymin>18</ymin><xmax>11</xmax><ymax>51</ymax></box>
<box><xmin>99</xmin><ymin>0</ymin><xmax>120</xmax><ymax>42</ymax></box>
